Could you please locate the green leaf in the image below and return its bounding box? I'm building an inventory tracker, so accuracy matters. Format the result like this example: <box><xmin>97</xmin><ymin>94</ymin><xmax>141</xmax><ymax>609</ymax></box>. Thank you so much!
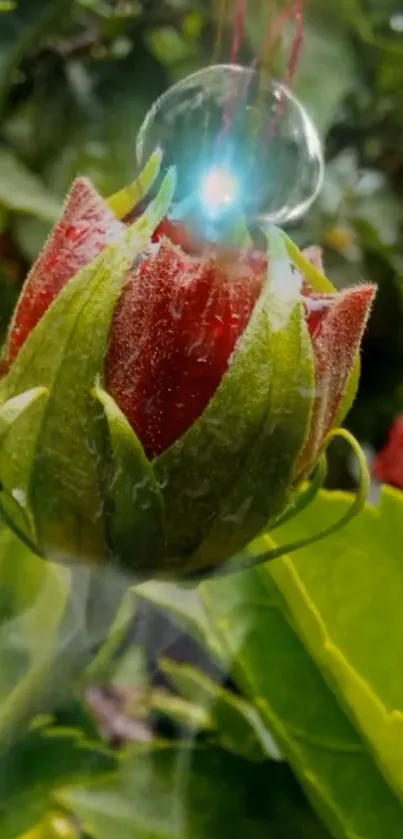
<box><xmin>0</xmin><ymin>516</ymin><xmax>69</xmax><ymax>749</ymax></box>
<box><xmin>291</xmin><ymin>19</ymin><xmax>355</xmax><ymax>135</ymax></box>
<box><xmin>160</xmin><ymin>659</ymin><xmax>280</xmax><ymax>762</ymax></box>
<box><xmin>199</xmin><ymin>496</ymin><xmax>403</xmax><ymax>839</ymax></box>
<box><xmin>155</xmin><ymin>229</ymin><xmax>314</xmax><ymax>573</ymax></box>
<box><xmin>0</xmin><ymin>519</ymin><xmax>68</xmax><ymax>707</ymax></box>
<box><xmin>54</xmin><ymin>697</ymin><xmax>102</xmax><ymax>743</ymax></box>
<box><xmin>0</xmin><ymin>727</ymin><xmax>115</xmax><ymax>839</ymax></box>
<box><xmin>0</xmin><ymin>150</ymin><xmax>62</xmax><ymax>222</ymax></box>
<box><xmin>151</xmin><ymin>689</ymin><xmax>212</xmax><ymax>733</ymax></box>
<box><xmin>93</xmin><ymin>386</ymin><xmax>164</xmax><ymax>575</ymax></box>
<box><xmin>60</xmin><ymin>744</ymin><xmax>330</xmax><ymax>839</ymax></box>
<box><xmin>248</xmin><ymin>486</ymin><xmax>403</xmax><ymax>809</ymax></box>
<box><xmin>0</xmin><ymin>171</ymin><xmax>175</xmax><ymax>564</ymax></box>
<box><xmin>0</xmin><ymin>387</ymin><xmax>47</xmax><ymax>551</ymax></box>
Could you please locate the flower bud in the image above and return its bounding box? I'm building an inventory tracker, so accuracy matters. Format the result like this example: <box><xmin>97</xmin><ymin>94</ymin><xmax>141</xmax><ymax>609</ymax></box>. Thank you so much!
<box><xmin>0</xmin><ymin>157</ymin><xmax>375</xmax><ymax>579</ymax></box>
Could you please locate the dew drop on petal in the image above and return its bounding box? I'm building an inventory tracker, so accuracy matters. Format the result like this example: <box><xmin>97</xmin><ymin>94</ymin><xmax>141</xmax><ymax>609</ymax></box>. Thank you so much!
<box><xmin>136</xmin><ymin>64</ymin><xmax>324</xmax><ymax>238</ymax></box>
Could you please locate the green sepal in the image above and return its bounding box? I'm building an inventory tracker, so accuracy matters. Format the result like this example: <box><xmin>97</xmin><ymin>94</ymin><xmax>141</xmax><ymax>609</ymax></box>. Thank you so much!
<box><xmin>0</xmin><ymin>387</ymin><xmax>47</xmax><ymax>554</ymax></box>
<box><xmin>0</xmin><ymin>387</ymin><xmax>47</xmax><ymax>434</ymax></box>
<box><xmin>93</xmin><ymin>384</ymin><xmax>165</xmax><ymax>576</ymax></box>
<box><xmin>0</xmin><ymin>169</ymin><xmax>176</xmax><ymax>564</ymax></box>
<box><xmin>155</xmin><ymin>227</ymin><xmax>315</xmax><ymax>575</ymax></box>
<box><xmin>107</xmin><ymin>147</ymin><xmax>163</xmax><ymax>220</ymax></box>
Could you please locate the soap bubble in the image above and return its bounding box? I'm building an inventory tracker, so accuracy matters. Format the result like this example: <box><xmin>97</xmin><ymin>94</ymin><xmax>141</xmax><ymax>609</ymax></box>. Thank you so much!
<box><xmin>136</xmin><ymin>64</ymin><xmax>324</xmax><ymax>237</ymax></box>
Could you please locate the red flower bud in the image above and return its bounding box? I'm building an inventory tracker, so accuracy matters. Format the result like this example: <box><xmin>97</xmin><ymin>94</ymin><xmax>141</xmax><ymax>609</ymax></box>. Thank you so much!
<box><xmin>3</xmin><ymin>178</ymin><xmax>375</xmax><ymax>475</ymax></box>
<box><xmin>0</xmin><ymin>169</ymin><xmax>376</xmax><ymax>575</ymax></box>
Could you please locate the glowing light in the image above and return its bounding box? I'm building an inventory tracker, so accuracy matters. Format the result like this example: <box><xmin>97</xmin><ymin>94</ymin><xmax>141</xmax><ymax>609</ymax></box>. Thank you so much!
<box><xmin>199</xmin><ymin>166</ymin><xmax>240</xmax><ymax>218</ymax></box>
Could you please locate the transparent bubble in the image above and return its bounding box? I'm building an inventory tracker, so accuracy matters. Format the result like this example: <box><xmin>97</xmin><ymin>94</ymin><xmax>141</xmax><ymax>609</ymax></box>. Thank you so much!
<box><xmin>136</xmin><ymin>64</ymin><xmax>324</xmax><ymax>239</ymax></box>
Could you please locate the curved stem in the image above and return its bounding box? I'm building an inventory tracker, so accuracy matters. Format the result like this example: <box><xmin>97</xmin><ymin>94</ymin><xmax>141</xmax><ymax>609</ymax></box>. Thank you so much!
<box><xmin>221</xmin><ymin>428</ymin><xmax>369</xmax><ymax>576</ymax></box>
<box><xmin>271</xmin><ymin>454</ymin><xmax>328</xmax><ymax>532</ymax></box>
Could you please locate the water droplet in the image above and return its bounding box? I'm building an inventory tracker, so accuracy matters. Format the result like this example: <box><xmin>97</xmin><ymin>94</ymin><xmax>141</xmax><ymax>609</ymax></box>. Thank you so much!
<box><xmin>136</xmin><ymin>64</ymin><xmax>324</xmax><ymax>238</ymax></box>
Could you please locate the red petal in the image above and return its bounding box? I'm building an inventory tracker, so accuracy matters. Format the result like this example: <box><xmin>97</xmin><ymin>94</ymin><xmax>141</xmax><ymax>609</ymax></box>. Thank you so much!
<box><xmin>153</xmin><ymin>218</ymin><xmax>203</xmax><ymax>255</ymax></box>
<box><xmin>301</xmin><ymin>246</ymin><xmax>333</xmax><ymax>336</ymax></box>
<box><xmin>106</xmin><ymin>238</ymin><xmax>262</xmax><ymax>458</ymax></box>
<box><xmin>298</xmin><ymin>284</ymin><xmax>376</xmax><ymax>474</ymax></box>
<box><xmin>304</xmin><ymin>292</ymin><xmax>334</xmax><ymax>338</ymax></box>
<box><xmin>3</xmin><ymin>178</ymin><xmax>124</xmax><ymax>371</ymax></box>
<box><xmin>374</xmin><ymin>417</ymin><xmax>403</xmax><ymax>490</ymax></box>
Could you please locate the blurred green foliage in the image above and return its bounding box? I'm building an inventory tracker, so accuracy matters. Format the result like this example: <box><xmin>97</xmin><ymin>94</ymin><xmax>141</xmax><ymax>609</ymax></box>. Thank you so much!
<box><xmin>0</xmin><ymin>0</ymin><xmax>402</xmax><ymax>458</ymax></box>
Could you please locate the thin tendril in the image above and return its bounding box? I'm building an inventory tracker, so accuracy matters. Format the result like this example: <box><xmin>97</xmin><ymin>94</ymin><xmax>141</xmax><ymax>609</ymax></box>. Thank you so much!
<box><xmin>230</xmin><ymin>0</ymin><xmax>248</xmax><ymax>64</ymax></box>
<box><xmin>271</xmin><ymin>453</ymin><xmax>328</xmax><ymax>532</ymax></box>
<box><xmin>222</xmin><ymin>0</ymin><xmax>248</xmax><ymax>137</ymax></box>
<box><xmin>220</xmin><ymin>428</ymin><xmax>370</xmax><ymax>576</ymax></box>
<box><xmin>213</xmin><ymin>0</ymin><xmax>228</xmax><ymax>64</ymax></box>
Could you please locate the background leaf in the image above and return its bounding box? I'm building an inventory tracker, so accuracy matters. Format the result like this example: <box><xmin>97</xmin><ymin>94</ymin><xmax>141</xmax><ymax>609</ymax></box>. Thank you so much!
<box><xmin>0</xmin><ymin>150</ymin><xmax>61</xmax><ymax>221</ymax></box>
<box><xmin>250</xmin><ymin>487</ymin><xmax>403</xmax><ymax>806</ymax></box>
<box><xmin>0</xmin><ymin>727</ymin><xmax>115</xmax><ymax>839</ymax></box>
<box><xmin>0</xmin><ymin>0</ymin><xmax>74</xmax><ymax>116</ymax></box>
<box><xmin>60</xmin><ymin>743</ymin><xmax>330</xmax><ymax>839</ymax></box>
<box><xmin>160</xmin><ymin>658</ymin><xmax>281</xmax><ymax>761</ymax></box>
<box><xmin>0</xmin><ymin>517</ymin><xmax>68</xmax><ymax>716</ymax></box>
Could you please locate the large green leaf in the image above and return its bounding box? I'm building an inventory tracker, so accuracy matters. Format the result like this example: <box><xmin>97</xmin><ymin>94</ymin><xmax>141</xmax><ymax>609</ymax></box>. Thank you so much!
<box><xmin>198</xmin><ymin>490</ymin><xmax>403</xmax><ymax>838</ymax></box>
<box><xmin>0</xmin><ymin>519</ymin><xmax>68</xmax><ymax>706</ymax></box>
<box><xmin>248</xmin><ymin>486</ymin><xmax>403</xmax><ymax>808</ymax></box>
<box><xmin>60</xmin><ymin>744</ymin><xmax>330</xmax><ymax>839</ymax></box>
<box><xmin>0</xmin><ymin>727</ymin><xmax>115</xmax><ymax>839</ymax></box>
<box><xmin>0</xmin><ymin>513</ymin><xmax>69</xmax><ymax>749</ymax></box>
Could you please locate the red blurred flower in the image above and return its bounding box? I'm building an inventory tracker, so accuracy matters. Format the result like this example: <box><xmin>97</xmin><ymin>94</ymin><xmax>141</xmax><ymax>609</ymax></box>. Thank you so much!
<box><xmin>374</xmin><ymin>417</ymin><xmax>403</xmax><ymax>490</ymax></box>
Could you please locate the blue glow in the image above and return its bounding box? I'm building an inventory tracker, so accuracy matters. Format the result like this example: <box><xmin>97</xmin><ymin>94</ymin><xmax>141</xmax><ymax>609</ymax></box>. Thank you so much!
<box><xmin>199</xmin><ymin>166</ymin><xmax>240</xmax><ymax>219</ymax></box>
